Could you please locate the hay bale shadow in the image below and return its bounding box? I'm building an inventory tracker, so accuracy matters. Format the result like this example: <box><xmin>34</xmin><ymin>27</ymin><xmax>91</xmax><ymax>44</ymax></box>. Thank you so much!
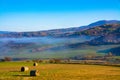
<box><xmin>13</xmin><ymin>74</ymin><xmax>31</xmax><ymax>77</ymax></box>
<box><xmin>10</xmin><ymin>70</ymin><xmax>21</xmax><ymax>72</ymax></box>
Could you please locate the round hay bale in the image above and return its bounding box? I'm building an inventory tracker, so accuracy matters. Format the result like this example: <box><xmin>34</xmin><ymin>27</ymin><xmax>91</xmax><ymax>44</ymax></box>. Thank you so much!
<box><xmin>33</xmin><ymin>62</ymin><xmax>38</xmax><ymax>66</ymax></box>
<box><xmin>21</xmin><ymin>66</ymin><xmax>29</xmax><ymax>72</ymax></box>
<box><xmin>30</xmin><ymin>70</ymin><xmax>39</xmax><ymax>76</ymax></box>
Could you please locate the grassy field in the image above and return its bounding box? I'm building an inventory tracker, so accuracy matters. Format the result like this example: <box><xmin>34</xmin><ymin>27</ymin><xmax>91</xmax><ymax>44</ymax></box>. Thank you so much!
<box><xmin>0</xmin><ymin>61</ymin><xmax>120</xmax><ymax>80</ymax></box>
<box><xmin>1</xmin><ymin>44</ymin><xmax>119</xmax><ymax>59</ymax></box>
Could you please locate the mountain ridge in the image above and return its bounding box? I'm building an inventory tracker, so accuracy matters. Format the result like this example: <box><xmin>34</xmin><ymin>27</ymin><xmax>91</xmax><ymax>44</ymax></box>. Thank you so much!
<box><xmin>0</xmin><ymin>20</ymin><xmax>120</xmax><ymax>58</ymax></box>
<box><xmin>0</xmin><ymin>20</ymin><xmax>120</xmax><ymax>38</ymax></box>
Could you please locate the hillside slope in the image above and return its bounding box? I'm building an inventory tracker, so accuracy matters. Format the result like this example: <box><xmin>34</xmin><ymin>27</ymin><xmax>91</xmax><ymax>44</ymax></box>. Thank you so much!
<box><xmin>0</xmin><ymin>20</ymin><xmax>120</xmax><ymax>58</ymax></box>
<box><xmin>0</xmin><ymin>20</ymin><xmax>119</xmax><ymax>38</ymax></box>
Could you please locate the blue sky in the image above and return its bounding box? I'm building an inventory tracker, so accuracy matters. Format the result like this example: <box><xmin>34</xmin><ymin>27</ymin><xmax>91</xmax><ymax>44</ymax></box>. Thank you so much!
<box><xmin>0</xmin><ymin>0</ymin><xmax>120</xmax><ymax>32</ymax></box>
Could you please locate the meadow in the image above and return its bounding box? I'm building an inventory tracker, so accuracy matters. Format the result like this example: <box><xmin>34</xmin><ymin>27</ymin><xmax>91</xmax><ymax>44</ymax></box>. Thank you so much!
<box><xmin>2</xmin><ymin>44</ymin><xmax>119</xmax><ymax>59</ymax></box>
<box><xmin>0</xmin><ymin>61</ymin><xmax>120</xmax><ymax>80</ymax></box>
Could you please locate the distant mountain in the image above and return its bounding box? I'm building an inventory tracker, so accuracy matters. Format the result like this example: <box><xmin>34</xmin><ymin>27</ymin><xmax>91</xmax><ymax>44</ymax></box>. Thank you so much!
<box><xmin>83</xmin><ymin>23</ymin><xmax>120</xmax><ymax>45</ymax></box>
<box><xmin>67</xmin><ymin>23</ymin><xmax>120</xmax><ymax>46</ymax></box>
<box><xmin>73</xmin><ymin>20</ymin><xmax>120</xmax><ymax>32</ymax></box>
<box><xmin>88</xmin><ymin>20</ymin><xmax>120</xmax><ymax>27</ymax></box>
<box><xmin>0</xmin><ymin>20</ymin><xmax>120</xmax><ymax>59</ymax></box>
<box><xmin>0</xmin><ymin>20</ymin><xmax>120</xmax><ymax>38</ymax></box>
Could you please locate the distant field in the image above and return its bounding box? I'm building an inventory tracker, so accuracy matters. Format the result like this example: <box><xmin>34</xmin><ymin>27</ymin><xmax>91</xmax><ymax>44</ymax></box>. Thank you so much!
<box><xmin>5</xmin><ymin>44</ymin><xmax>119</xmax><ymax>59</ymax></box>
<box><xmin>0</xmin><ymin>61</ymin><xmax>120</xmax><ymax>80</ymax></box>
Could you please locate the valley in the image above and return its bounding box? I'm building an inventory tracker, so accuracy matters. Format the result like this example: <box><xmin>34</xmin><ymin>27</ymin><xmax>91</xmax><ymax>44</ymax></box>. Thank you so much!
<box><xmin>0</xmin><ymin>20</ymin><xmax>120</xmax><ymax>60</ymax></box>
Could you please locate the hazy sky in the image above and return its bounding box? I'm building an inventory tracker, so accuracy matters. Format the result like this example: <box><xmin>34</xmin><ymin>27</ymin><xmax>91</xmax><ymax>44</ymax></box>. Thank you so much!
<box><xmin>0</xmin><ymin>0</ymin><xmax>120</xmax><ymax>32</ymax></box>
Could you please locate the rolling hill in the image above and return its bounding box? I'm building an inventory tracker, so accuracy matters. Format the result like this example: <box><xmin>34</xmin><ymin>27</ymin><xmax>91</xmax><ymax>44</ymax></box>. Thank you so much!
<box><xmin>0</xmin><ymin>20</ymin><xmax>120</xmax><ymax>58</ymax></box>
<box><xmin>0</xmin><ymin>20</ymin><xmax>120</xmax><ymax>38</ymax></box>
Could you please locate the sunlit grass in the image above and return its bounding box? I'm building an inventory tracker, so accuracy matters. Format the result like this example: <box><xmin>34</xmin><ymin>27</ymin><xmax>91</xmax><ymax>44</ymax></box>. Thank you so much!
<box><xmin>0</xmin><ymin>61</ymin><xmax>120</xmax><ymax>80</ymax></box>
<box><xmin>3</xmin><ymin>44</ymin><xmax>119</xmax><ymax>59</ymax></box>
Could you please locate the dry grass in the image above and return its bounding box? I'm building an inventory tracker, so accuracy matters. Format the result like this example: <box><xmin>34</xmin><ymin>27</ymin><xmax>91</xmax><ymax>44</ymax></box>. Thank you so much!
<box><xmin>0</xmin><ymin>61</ymin><xmax>120</xmax><ymax>80</ymax></box>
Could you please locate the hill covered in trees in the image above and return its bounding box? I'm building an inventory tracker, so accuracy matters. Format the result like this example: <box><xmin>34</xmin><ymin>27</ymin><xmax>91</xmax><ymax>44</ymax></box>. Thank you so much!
<box><xmin>0</xmin><ymin>20</ymin><xmax>120</xmax><ymax>58</ymax></box>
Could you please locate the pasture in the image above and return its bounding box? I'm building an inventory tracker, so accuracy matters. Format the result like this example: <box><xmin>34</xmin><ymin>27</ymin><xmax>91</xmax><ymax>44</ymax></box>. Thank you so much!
<box><xmin>0</xmin><ymin>61</ymin><xmax>120</xmax><ymax>80</ymax></box>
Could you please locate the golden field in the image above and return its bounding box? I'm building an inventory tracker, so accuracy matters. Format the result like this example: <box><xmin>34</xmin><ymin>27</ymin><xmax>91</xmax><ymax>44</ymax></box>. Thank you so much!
<box><xmin>0</xmin><ymin>61</ymin><xmax>120</xmax><ymax>80</ymax></box>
